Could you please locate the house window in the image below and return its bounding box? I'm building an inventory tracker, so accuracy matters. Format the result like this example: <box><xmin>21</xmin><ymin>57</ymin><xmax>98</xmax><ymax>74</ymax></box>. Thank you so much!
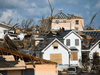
<box><xmin>52</xmin><ymin>42</ymin><xmax>58</xmax><ymax>49</ymax></box>
<box><xmin>66</xmin><ymin>39</ymin><xmax>70</xmax><ymax>46</ymax></box>
<box><xmin>55</xmin><ymin>20</ymin><xmax>59</xmax><ymax>24</ymax></box>
<box><xmin>76</xmin><ymin>20</ymin><xmax>79</xmax><ymax>25</ymax></box>
<box><xmin>63</xmin><ymin>20</ymin><xmax>66</xmax><ymax>23</ymax></box>
<box><xmin>54</xmin><ymin>46</ymin><xmax>58</xmax><ymax>49</ymax></box>
<box><xmin>71</xmin><ymin>52</ymin><xmax>78</xmax><ymax>60</ymax></box>
<box><xmin>75</xmin><ymin>39</ymin><xmax>79</xmax><ymax>46</ymax></box>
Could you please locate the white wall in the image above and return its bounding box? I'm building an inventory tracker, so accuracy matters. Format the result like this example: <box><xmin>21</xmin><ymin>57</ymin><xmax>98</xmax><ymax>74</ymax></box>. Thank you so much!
<box><xmin>64</xmin><ymin>33</ymin><xmax>81</xmax><ymax>50</ymax></box>
<box><xmin>43</xmin><ymin>43</ymin><xmax>69</xmax><ymax>65</ymax></box>
<box><xmin>0</xmin><ymin>26</ymin><xmax>10</xmax><ymax>39</ymax></box>
<box><xmin>64</xmin><ymin>32</ymin><xmax>82</xmax><ymax>66</ymax></box>
<box><xmin>89</xmin><ymin>44</ymin><xmax>100</xmax><ymax>59</ymax></box>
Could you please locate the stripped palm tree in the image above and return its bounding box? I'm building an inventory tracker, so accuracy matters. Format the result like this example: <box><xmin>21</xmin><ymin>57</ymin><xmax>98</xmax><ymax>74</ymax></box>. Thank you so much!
<box><xmin>85</xmin><ymin>12</ymin><xmax>99</xmax><ymax>30</ymax></box>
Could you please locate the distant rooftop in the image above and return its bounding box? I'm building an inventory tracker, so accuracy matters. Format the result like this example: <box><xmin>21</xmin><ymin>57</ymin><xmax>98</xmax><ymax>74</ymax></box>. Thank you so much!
<box><xmin>40</xmin><ymin>12</ymin><xmax>83</xmax><ymax>21</ymax></box>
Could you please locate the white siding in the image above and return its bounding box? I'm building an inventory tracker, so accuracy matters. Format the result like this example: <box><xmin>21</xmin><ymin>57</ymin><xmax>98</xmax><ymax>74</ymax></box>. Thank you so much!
<box><xmin>0</xmin><ymin>26</ymin><xmax>13</xmax><ymax>39</ymax></box>
<box><xmin>89</xmin><ymin>44</ymin><xmax>100</xmax><ymax>59</ymax></box>
<box><xmin>64</xmin><ymin>33</ymin><xmax>81</xmax><ymax>50</ymax></box>
<box><xmin>43</xmin><ymin>43</ymin><xmax>69</xmax><ymax>65</ymax></box>
<box><xmin>0</xmin><ymin>26</ymin><xmax>9</xmax><ymax>39</ymax></box>
<box><xmin>64</xmin><ymin>32</ymin><xmax>82</xmax><ymax>66</ymax></box>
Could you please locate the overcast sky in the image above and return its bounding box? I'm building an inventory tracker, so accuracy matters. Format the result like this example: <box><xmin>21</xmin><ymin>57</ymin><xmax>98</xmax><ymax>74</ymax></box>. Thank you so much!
<box><xmin>0</xmin><ymin>0</ymin><xmax>100</xmax><ymax>28</ymax></box>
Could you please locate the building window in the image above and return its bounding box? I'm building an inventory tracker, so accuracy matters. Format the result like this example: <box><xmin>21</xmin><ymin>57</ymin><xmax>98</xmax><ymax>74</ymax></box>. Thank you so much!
<box><xmin>55</xmin><ymin>20</ymin><xmax>59</xmax><ymax>24</ymax></box>
<box><xmin>63</xmin><ymin>20</ymin><xmax>66</xmax><ymax>23</ymax></box>
<box><xmin>66</xmin><ymin>39</ymin><xmax>70</xmax><ymax>46</ymax></box>
<box><xmin>54</xmin><ymin>46</ymin><xmax>58</xmax><ymax>49</ymax></box>
<box><xmin>71</xmin><ymin>52</ymin><xmax>78</xmax><ymax>60</ymax></box>
<box><xmin>52</xmin><ymin>42</ymin><xmax>58</xmax><ymax>49</ymax></box>
<box><xmin>76</xmin><ymin>20</ymin><xmax>79</xmax><ymax>25</ymax></box>
<box><xmin>75</xmin><ymin>39</ymin><xmax>79</xmax><ymax>46</ymax></box>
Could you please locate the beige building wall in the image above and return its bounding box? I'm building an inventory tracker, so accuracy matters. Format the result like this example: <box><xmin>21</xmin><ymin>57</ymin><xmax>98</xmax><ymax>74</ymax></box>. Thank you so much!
<box><xmin>35</xmin><ymin>64</ymin><xmax>57</xmax><ymax>75</ymax></box>
<box><xmin>51</xmin><ymin>18</ymin><xmax>84</xmax><ymax>31</ymax></box>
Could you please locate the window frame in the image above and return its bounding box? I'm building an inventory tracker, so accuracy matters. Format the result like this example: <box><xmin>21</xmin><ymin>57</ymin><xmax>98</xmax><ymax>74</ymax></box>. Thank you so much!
<box><xmin>53</xmin><ymin>46</ymin><xmax>58</xmax><ymax>49</ymax></box>
<box><xmin>63</xmin><ymin>20</ymin><xmax>66</xmax><ymax>23</ymax></box>
<box><xmin>76</xmin><ymin>20</ymin><xmax>79</xmax><ymax>25</ymax></box>
<box><xmin>66</xmin><ymin>39</ymin><xmax>70</xmax><ymax>46</ymax></box>
<box><xmin>55</xmin><ymin>20</ymin><xmax>59</xmax><ymax>24</ymax></box>
<box><xmin>75</xmin><ymin>39</ymin><xmax>79</xmax><ymax>46</ymax></box>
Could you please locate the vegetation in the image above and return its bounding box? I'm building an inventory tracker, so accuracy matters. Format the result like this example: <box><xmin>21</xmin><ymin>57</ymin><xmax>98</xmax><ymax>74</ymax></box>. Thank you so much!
<box><xmin>84</xmin><ymin>12</ymin><xmax>99</xmax><ymax>30</ymax></box>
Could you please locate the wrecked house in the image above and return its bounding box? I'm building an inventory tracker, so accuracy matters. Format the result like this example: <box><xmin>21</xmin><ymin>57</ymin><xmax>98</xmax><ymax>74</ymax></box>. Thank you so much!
<box><xmin>0</xmin><ymin>47</ymin><xmax>57</xmax><ymax>75</ymax></box>
<box><xmin>40</xmin><ymin>12</ymin><xmax>84</xmax><ymax>31</ymax></box>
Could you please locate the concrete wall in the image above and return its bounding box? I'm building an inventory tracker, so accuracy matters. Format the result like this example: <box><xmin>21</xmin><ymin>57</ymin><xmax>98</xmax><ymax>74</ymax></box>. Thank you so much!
<box><xmin>64</xmin><ymin>32</ymin><xmax>82</xmax><ymax>66</ymax></box>
<box><xmin>43</xmin><ymin>43</ymin><xmax>69</xmax><ymax>65</ymax></box>
<box><xmin>35</xmin><ymin>64</ymin><xmax>57</xmax><ymax>75</ymax></box>
<box><xmin>51</xmin><ymin>19</ymin><xmax>84</xmax><ymax>31</ymax></box>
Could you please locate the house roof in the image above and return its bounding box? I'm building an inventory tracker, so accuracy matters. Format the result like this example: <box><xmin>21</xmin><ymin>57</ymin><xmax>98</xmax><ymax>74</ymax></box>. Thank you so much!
<box><xmin>34</xmin><ymin>38</ymin><xmax>55</xmax><ymax>52</ymax></box>
<box><xmin>41</xmin><ymin>38</ymin><xmax>70</xmax><ymax>52</ymax></box>
<box><xmin>40</xmin><ymin>12</ymin><xmax>83</xmax><ymax>21</ymax></box>
<box><xmin>69</xmin><ymin>47</ymin><xmax>78</xmax><ymax>51</ymax></box>
<box><xmin>47</xmin><ymin>29</ymin><xmax>98</xmax><ymax>50</ymax></box>
<box><xmin>0</xmin><ymin>47</ymin><xmax>57</xmax><ymax>65</ymax></box>
<box><xmin>82</xmin><ymin>30</ymin><xmax>100</xmax><ymax>40</ymax></box>
<box><xmin>77</xmin><ymin>31</ymin><xmax>98</xmax><ymax>50</ymax></box>
<box><xmin>47</xmin><ymin>30</ymin><xmax>72</xmax><ymax>38</ymax></box>
<box><xmin>47</xmin><ymin>30</ymin><xmax>82</xmax><ymax>39</ymax></box>
<box><xmin>90</xmin><ymin>40</ymin><xmax>100</xmax><ymax>51</ymax></box>
<box><xmin>34</xmin><ymin>38</ymin><xmax>70</xmax><ymax>52</ymax></box>
<box><xmin>0</xmin><ymin>55</ymin><xmax>19</xmax><ymax>68</ymax></box>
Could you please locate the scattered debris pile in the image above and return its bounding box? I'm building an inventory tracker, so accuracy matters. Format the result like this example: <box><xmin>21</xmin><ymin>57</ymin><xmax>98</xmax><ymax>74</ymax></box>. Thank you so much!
<box><xmin>2</xmin><ymin>34</ymin><xmax>18</xmax><ymax>51</ymax></box>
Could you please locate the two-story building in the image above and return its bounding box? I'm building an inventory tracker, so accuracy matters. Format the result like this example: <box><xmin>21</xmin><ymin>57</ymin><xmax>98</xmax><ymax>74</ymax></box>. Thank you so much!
<box><xmin>40</xmin><ymin>12</ymin><xmax>84</xmax><ymax>31</ymax></box>
<box><xmin>33</xmin><ymin>30</ymin><xmax>84</xmax><ymax>66</ymax></box>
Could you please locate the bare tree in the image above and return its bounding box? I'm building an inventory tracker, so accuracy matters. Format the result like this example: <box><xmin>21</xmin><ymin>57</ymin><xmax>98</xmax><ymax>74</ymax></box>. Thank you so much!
<box><xmin>20</xmin><ymin>18</ymin><xmax>35</xmax><ymax>33</ymax></box>
<box><xmin>7</xmin><ymin>19</ymin><xmax>19</xmax><ymax>34</ymax></box>
<box><xmin>48</xmin><ymin>0</ymin><xmax>54</xmax><ymax>30</ymax></box>
<box><xmin>39</xmin><ymin>0</ymin><xmax>54</xmax><ymax>33</ymax></box>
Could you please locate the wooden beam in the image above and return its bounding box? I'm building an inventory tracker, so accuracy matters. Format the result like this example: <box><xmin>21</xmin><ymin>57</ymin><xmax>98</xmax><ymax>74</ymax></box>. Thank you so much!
<box><xmin>0</xmin><ymin>47</ymin><xmax>57</xmax><ymax>64</ymax></box>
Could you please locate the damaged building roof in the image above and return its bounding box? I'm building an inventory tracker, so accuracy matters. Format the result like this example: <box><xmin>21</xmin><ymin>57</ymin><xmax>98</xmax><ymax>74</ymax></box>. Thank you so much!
<box><xmin>82</xmin><ymin>30</ymin><xmax>100</xmax><ymax>40</ymax></box>
<box><xmin>40</xmin><ymin>12</ymin><xmax>83</xmax><ymax>21</ymax></box>
<box><xmin>34</xmin><ymin>38</ymin><xmax>55</xmax><ymax>52</ymax></box>
<box><xmin>0</xmin><ymin>56</ymin><xmax>19</xmax><ymax>68</ymax></box>
<box><xmin>34</xmin><ymin>29</ymin><xmax>99</xmax><ymax>51</ymax></box>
